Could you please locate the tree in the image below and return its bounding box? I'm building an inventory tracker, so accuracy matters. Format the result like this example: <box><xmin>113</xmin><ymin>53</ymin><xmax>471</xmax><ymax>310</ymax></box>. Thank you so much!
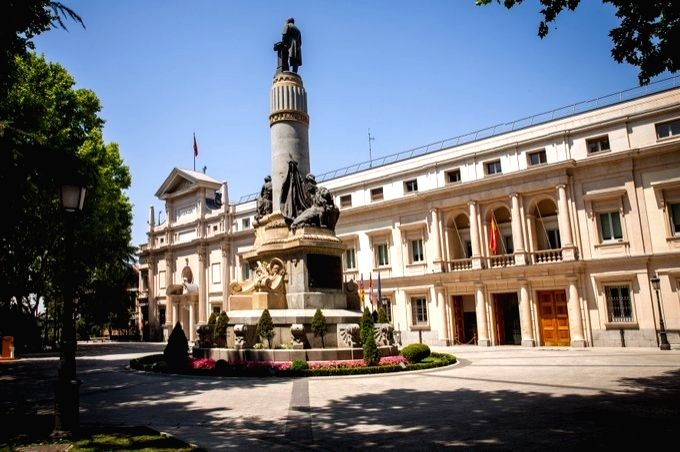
<box><xmin>0</xmin><ymin>1</ymin><xmax>83</xmax><ymax>99</ymax></box>
<box><xmin>256</xmin><ymin>309</ymin><xmax>275</xmax><ymax>348</ymax></box>
<box><xmin>0</xmin><ymin>53</ymin><xmax>133</xmax><ymax>351</ymax></box>
<box><xmin>164</xmin><ymin>322</ymin><xmax>189</xmax><ymax>369</ymax></box>
<box><xmin>311</xmin><ymin>308</ymin><xmax>328</xmax><ymax>348</ymax></box>
<box><xmin>362</xmin><ymin>330</ymin><xmax>380</xmax><ymax>366</ymax></box>
<box><xmin>476</xmin><ymin>0</ymin><xmax>679</xmax><ymax>85</ymax></box>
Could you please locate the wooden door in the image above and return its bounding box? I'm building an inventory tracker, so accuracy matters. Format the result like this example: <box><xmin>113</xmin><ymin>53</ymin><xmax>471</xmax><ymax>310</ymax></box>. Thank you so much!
<box><xmin>538</xmin><ymin>291</ymin><xmax>570</xmax><ymax>346</ymax></box>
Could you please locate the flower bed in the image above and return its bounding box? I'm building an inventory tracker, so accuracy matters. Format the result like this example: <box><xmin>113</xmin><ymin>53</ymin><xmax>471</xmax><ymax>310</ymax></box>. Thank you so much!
<box><xmin>130</xmin><ymin>352</ymin><xmax>455</xmax><ymax>377</ymax></box>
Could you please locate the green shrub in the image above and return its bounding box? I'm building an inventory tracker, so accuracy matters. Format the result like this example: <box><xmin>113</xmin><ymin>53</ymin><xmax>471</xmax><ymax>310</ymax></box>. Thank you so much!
<box><xmin>256</xmin><ymin>309</ymin><xmax>275</xmax><ymax>348</ymax></box>
<box><xmin>377</xmin><ymin>307</ymin><xmax>388</xmax><ymax>323</ymax></box>
<box><xmin>214</xmin><ymin>311</ymin><xmax>229</xmax><ymax>346</ymax></box>
<box><xmin>311</xmin><ymin>308</ymin><xmax>327</xmax><ymax>348</ymax></box>
<box><xmin>362</xmin><ymin>330</ymin><xmax>380</xmax><ymax>366</ymax></box>
<box><xmin>400</xmin><ymin>343</ymin><xmax>431</xmax><ymax>364</ymax></box>
<box><xmin>164</xmin><ymin>322</ymin><xmax>189</xmax><ymax>369</ymax></box>
<box><xmin>291</xmin><ymin>360</ymin><xmax>309</xmax><ymax>372</ymax></box>
<box><xmin>360</xmin><ymin>307</ymin><xmax>374</xmax><ymax>345</ymax></box>
<box><xmin>208</xmin><ymin>312</ymin><xmax>217</xmax><ymax>325</ymax></box>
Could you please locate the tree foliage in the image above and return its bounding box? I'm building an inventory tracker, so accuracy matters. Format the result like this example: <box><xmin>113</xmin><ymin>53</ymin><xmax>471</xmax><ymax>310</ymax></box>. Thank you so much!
<box><xmin>362</xmin><ymin>329</ymin><xmax>380</xmax><ymax>366</ymax></box>
<box><xmin>164</xmin><ymin>322</ymin><xmax>189</xmax><ymax>369</ymax></box>
<box><xmin>377</xmin><ymin>307</ymin><xmax>389</xmax><ymax>324</ymax></box>
<box><xmin>0</xmin><ymin>52</ymin><xmax>133</xmax><ymax>350</ymax></box>
<box><xmin>360</xmin><ymin>307</ymin><xmax>374</xmax><ymax>345</ymax></box>
<box><xmin>214</xmin><ymin>311</ymin><xmax>229</xmax><ymax>346</ymax></box>
<box><xmin>311</xmin><ymin>308</ymin><xmax>327</xmax><ymax>348</ymax></box>
<box><xmin>476</xmin><ymin>0</ymin><xmax>679</xmax><ymax>85</ymax></box>
<box><xmin>256</xmin><ymin>309</ymin><xmax>275</xmax><ymax>348</ymax></box>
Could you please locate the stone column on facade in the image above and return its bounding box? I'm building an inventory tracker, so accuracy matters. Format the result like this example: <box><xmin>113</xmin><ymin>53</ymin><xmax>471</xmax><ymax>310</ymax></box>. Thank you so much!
<box><xmin>198</xmin><ymin>246</ymin><xmax>207</xmax><ymax>324</ymax></box>
<box><xmin>475</xmin><ymin>283</ymin><xmax>491</xmax><ymax>346</ymax></box>
<box><xmin>468</xmin><ymin>201</ymin><xmax>483</xmax><ymax>269</ymax></box>
<box><xmin>171</xmin><ymin>301</ymin><xmax>178</xmax><ymax>330</ymax></box>
<box><xmin>526</xmin><ymin>214</ymin><xmax>537</xmax><ymax>262</ymax></box>
<box><xmin>147</xmin><ymin>257</ymin><xmax>159</xmax><ymax>340</ymax></box>
<box><xmin>221</xmin><ymin>243</ymin><xmax>230</xmax><ymax>313</ymax></box>
<box><xmin>435</xmin><ymin>286</ymin><xmax>447</xmax><ymax>343</ymax></box>
<box><xmin>567</xmin><ymin>276</ymin><xmax>586</xmax><ymax>347</ymax></box>
<box><xmin>518</xmin><ymin>280</ymin><xmax>535</xmax><ymax>347</ymax></box>
<box><xmin>429</xmin><ymin>208</ymin><xmax>443</xmax><ymax>272</ymax></box>
<box><xmin>188</xmin><ymin>302</ymin><xmax>196</xmax><ymax>343</ymax></box>
<box><xmin>510</xmin><ymin>193</ymin><xmax>527</xmax><ymax>265</ymax></box>
<box><xmin>557</xmin><ymin>184</ymin><xmax>576</xmax><ymax>261</ymax></box>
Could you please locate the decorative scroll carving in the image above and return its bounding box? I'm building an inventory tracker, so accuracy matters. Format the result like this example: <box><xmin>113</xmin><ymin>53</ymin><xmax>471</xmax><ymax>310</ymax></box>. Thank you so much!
<box><xmin>338</xmin><ymin>323</ymin><xmax>360</xmax><ymax>347</ymax></box>
<box><xmin>291</xmin><ymin>324</ymin><xmax>305</xmax><ymax>348</ymax></box>
<box><xmin>374</xmin><ymin>323</ymin><xmax>395</xmax><ymax>346</ymax></box>
<box><xmin>234</xmin><ymin>324</ymin><xmax>248</xmax><ymax>348</ymax></box>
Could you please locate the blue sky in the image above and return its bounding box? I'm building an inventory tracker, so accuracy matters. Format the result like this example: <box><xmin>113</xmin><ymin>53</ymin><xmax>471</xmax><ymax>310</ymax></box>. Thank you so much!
<box><xmin>34</xmin><ymin>0</ymin><xmax>646</xmax><ymax>247</ymax></box>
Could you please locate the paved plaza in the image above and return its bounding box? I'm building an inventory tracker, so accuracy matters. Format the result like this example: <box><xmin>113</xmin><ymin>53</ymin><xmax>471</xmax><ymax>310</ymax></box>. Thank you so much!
<box><xmin>2</xmin><ymin>343</ymin><xmax>680</xmax><ymax>450</ymax></box>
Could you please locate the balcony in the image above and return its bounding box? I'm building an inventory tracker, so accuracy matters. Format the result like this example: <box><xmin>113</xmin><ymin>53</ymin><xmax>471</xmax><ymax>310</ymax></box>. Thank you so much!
<box><xmin>531</xmin><ymin>248</ymin><xmax>563</xmax><ymax>264</ymax></box>
<box><xmin>445</xmin><ymin>258</ymin><xmax>473</xmax><ymax>272</ymax></box>
<box><xmin>487</xmin><ymin>254</ymin><xmax>515</xmax><ymax>268</ymax></box>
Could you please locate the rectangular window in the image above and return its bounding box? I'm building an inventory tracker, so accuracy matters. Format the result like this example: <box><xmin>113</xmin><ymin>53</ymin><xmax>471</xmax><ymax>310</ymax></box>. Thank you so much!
<box><xmin>242</xmin><ymin>218</ymin><xmax>250</xmax><ymax>229</ymax></box>
<box><xmin>671</xmin><ymin>203</ymin><xmax>680</xmax><ymax>236</ymax></box>
<box><xmin>411</xmin><ymin>297</ymin><xmax>428</xmax><ymax>325</ymax></box>
<box><xmin>211</xmin><ymin>262</ymin><xmax>221</xmax><ymax>285</ymax></box>
<box><xmin>605</xmin><ymin>286</ymin><xmax>633</xmax><ymax>322</ymax></box>
<box><xmin>404</xmin><ymin>179</ymin><xmax>418</xmax><ymax>193</ymax></box>
<box><xmin>375</xmin><ymin>243</ymin><xmax>389</xmax><ymax>267</ymax></box>
<box><xmin>655</xmin><ymin>119</ymin><xmax>680</xmax><ymax>139</ymax></box>
<box><xmin>465</xmin><ymin>240</ymin><xmax>472</xmax><ymax>258</ymax></box>
<box><xmin>159</xmin><ymin>307</ymin><xmax>166</xmax><ymax>325</ymax></box>
<box><xmin>340</xmin><ymin>194</ymin><xmax>352</xmax><ymax>208</ymax></box>
<box><xmin>528</xmin><ymin>149</ymin><xmax>547</xmax><ymax>166</ymax></box>
<box><xmin>370</xmin><ymin>187</ymin><xmax>384</xmax><ymax>201</ymax></box>
<box><xmin>446</xmin><ymin>169</ymin><xmax>461</xmax><ymax>184</ymax></box>
<box><xmin>485</xmin><ymin>160</ymin><xmax>502</xmax><ymax>175</ymax></box>
<box><xmin>410</xmin><ymin>239</ymin><xmax>424</xmax><ymax>263</ymax></box>
<box><xmin>344</xmin><ymin>247</ymin><xmax>356</xmax><ymax>270</ymax></box>
<box><xmin>504</xmin><ymin>235</ymin><xmax>514</xmax><ymax>254</ymax></box>
<box><xmin>587</xmin><ymin>135</ymin><xmax>610</xmax><ymax>154</ymax></box>
<box><xmin>599</xmin><ymin>211</ymin><xmax>623</xmax><ymax>241</ymax></box>
<box><xmin>158</xmin><ymin>270</ymin><xmax>166</xmax><ymax>290</ymax></box>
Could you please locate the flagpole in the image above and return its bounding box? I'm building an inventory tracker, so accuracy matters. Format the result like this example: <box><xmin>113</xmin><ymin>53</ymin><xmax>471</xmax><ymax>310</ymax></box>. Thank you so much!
<box><xmin>193</xmin><ymin>132</ymin><xmax>196</xmax><ymax>171</ymax></box>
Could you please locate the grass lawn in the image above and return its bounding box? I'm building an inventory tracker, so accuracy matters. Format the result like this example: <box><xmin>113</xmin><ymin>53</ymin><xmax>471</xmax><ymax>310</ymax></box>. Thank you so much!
<box><xmin>4</xmin><ymin>425</ymin><xmax>203</xmax><ymax>452</ymax></box>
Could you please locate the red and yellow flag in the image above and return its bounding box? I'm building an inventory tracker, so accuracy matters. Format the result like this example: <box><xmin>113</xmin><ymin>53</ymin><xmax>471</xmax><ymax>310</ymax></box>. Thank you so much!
<box><xmin>489</xmin><ymin>216</ymin><xmax>499</xmax><ymax>255</ymax></box>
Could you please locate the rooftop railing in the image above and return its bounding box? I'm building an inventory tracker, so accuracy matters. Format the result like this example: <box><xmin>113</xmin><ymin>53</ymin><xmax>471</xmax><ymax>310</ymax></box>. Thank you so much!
<box><xmin>237</xmin><ymin>75</ymin><xmax>679</xmax><ymax>204</ymax></box>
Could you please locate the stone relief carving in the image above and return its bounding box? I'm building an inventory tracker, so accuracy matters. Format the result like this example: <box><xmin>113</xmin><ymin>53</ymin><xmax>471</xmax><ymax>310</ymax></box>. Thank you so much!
<box><xmin>229</xmin><ymin>258</ymin><xmax>286</xmax><ymax>295</ymax></box>
<box><xmin>374</xmin><ymin>323</ymin><xmax>395</xmax><ymax>346</ymax></box>
<box><xmin>234</xmin><ymin>324</ymin><xmax>248</xmax><ymax>348</ymax></box>
<box><xmin>338</xmin><ymin>323</ymin><xmax>361</xmax><ymax>347</ymax></box>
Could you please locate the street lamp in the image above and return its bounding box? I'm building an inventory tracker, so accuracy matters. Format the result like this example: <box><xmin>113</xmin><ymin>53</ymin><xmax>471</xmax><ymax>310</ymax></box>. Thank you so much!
<box><xmin>52</xmin><ymin>181</ymin><xmax>86</xmax><ymax>437</ymax></box>
<box><xmin>650</xmin><ymin>275</ymin><xmax>671</xmax><ymax>351</ymax></box>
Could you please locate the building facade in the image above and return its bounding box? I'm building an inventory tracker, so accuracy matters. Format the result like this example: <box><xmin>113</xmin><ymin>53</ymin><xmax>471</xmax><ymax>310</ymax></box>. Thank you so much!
<box><xmin>137</xmin><ymin>83</ymin><xmax>680</xmax><ymax>348</ymax></box>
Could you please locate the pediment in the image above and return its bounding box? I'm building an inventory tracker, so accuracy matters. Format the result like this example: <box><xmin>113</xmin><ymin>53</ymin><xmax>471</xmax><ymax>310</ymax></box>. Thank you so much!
<box><xmin>155</xmin><ymin>167</ymin><xmax>221</xmax><ymax>200</ymax></box>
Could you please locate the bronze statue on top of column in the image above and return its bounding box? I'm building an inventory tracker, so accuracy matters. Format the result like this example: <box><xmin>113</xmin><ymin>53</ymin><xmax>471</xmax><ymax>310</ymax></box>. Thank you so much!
<box><xmin>274</xmin><ymin>17</ymin><xmax>302</xmax><ymax>73</ymax></box>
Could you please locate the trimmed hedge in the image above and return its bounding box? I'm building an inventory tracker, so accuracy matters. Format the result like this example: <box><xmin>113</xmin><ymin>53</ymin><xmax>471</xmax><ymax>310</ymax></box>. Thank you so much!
<box><xmin>400</xmin><ymin>343</ymin><xmax>431</xmax><ymax>363</ymax></box>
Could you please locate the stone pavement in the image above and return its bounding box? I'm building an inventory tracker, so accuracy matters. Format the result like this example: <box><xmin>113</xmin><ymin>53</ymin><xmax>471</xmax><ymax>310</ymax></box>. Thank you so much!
<box><xmin>2</xmin><ymin>343</ymin><xmax>680</xmax><ymax>450</ymax></box>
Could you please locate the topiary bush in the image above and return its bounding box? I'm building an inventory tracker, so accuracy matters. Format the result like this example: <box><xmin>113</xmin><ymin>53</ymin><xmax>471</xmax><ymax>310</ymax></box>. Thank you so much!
<box><xmin>214</xmin><ymin>311</ymin><xmax>229</xmax><ymax>347</ymax></box>
<box><xmin>208</xmin><ymin>312</ymin><xmax>217</xmax><ymax>325</ymax></box>
<box><xmin>311</xmin><ymin>308</ymin><xmax>327</xmax><ymax>348</ymax></box>
<box><xmin>164</xmin><ymin>322</ymin><xmax>189</xmax><ymax>369</ymax></box>
<box><xmin>360</xmin><ymin>306</ymin><xmax>374</xmax><ymax>345</ymax></box>
<box><xmin>377</xmin><ymin>307</ymin><xmax>388</xmax><ymax>323</ymax></box>
<box><xmin>400</xmin><ymin>343</ymin><xmax>431</xmax><ymax>364</ymax></box>
<box><xmin>362</xmin><ymin>329</ymin><xmax>380</xmax><ymax>366</ymax></box>
<box><xmin>256</xmin><ymin>309</ymin><xmax>275</xmax><ymax>348</ymax></box>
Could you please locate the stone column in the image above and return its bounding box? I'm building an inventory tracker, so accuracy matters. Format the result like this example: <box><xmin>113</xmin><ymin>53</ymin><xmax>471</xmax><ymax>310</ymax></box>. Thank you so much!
<box><xmin>468</xmin><ymin>201</ymin><xmax>483</xmax><ymax>269</ymax></box>
<box><xmin>475</xmin><ymin>283</ymin><xmax>490</xmax><ymax>346</ymax></box>
<box><xmin>430</xmin><ymin>208</ymin><xmax>443</xmax><ymax>272</ymax></box>
<box><xmin>198</xmin><ymin>246</ymin><xmax>207</xmax><ymax>323</ymax></box>
<box><xmin>518</xmin><ymin>280</ymin><xmax>535</xmax><ymax>347</ymax></box>
<box><xmin>269</xmin><ymin>72</ymin><xmax>310</xmax><ymax>211</ymax></box>
<box><xmin>557</xmin><ymin>184</ymin><xmax>576</xmax><ymax>260</ymax></box>
<box><xmin>510</xmin><ymin>193</ymin><xmax>526</xmax><ymax>265</ymax></box>
<box><xmin>147</xmin><ymin>257</ymin><xmax>159</xmax><ymax>340</ymax></box>
<box><xmin>436</xmin><ymin>286</ymin><xmax>447</xmax><ymax>343</ymax></box>
<box><xmin>526</xmin><ymin>214</ymin><xmax>537</xmax><ymax>258</ymax></box>
<box><xmin>172</xmin><ymin>301</ymin><xmax>178</xmax><ymax>330</ymax></box>
<box><xmin>189</xmin><ymin>302</ymin><xmax>196</xmax><ymax>343</ymax></box>
<box><xmin>567</xmin><ymin>276</ymin><xmax>586</xmax><ymax>347</ymax></box>
<box><xmin>221</xmin><ymin>243</ymin><xmax>230</xmax><ymax>313</ymax></box>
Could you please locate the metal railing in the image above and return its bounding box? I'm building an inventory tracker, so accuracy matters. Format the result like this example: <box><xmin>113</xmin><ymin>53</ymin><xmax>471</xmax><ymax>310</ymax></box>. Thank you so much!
<box><xmin>237</xmin><ymin>75</ymin><xmax>679</xmax><ymax>204</ymax></box>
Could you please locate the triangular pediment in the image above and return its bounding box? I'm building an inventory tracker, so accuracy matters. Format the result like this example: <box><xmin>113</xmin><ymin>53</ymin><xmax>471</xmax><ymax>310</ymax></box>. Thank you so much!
<box><xmin>155</xmin><ymin>167</ymin><xmax>222</xmax><ymax>200</ymax></box>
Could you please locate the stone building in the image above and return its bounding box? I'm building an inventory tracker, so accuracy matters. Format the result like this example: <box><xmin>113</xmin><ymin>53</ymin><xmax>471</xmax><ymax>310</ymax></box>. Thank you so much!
<box><xmin>137</xmin><ymin>80</ymin><xmax>680</xmax><ymax>348</ymax></box>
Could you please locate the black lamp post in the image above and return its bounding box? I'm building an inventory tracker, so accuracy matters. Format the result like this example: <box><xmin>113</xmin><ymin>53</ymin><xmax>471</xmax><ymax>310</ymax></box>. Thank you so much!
<box><xmin>52</xmin><ymin>183</ymin><xmax>86</xmax><ymax>437</ymax></box>
<box><xmin>650</xmin><ymin>275</ymin><xmax>671</xmax><ymax>351</ymax></box>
